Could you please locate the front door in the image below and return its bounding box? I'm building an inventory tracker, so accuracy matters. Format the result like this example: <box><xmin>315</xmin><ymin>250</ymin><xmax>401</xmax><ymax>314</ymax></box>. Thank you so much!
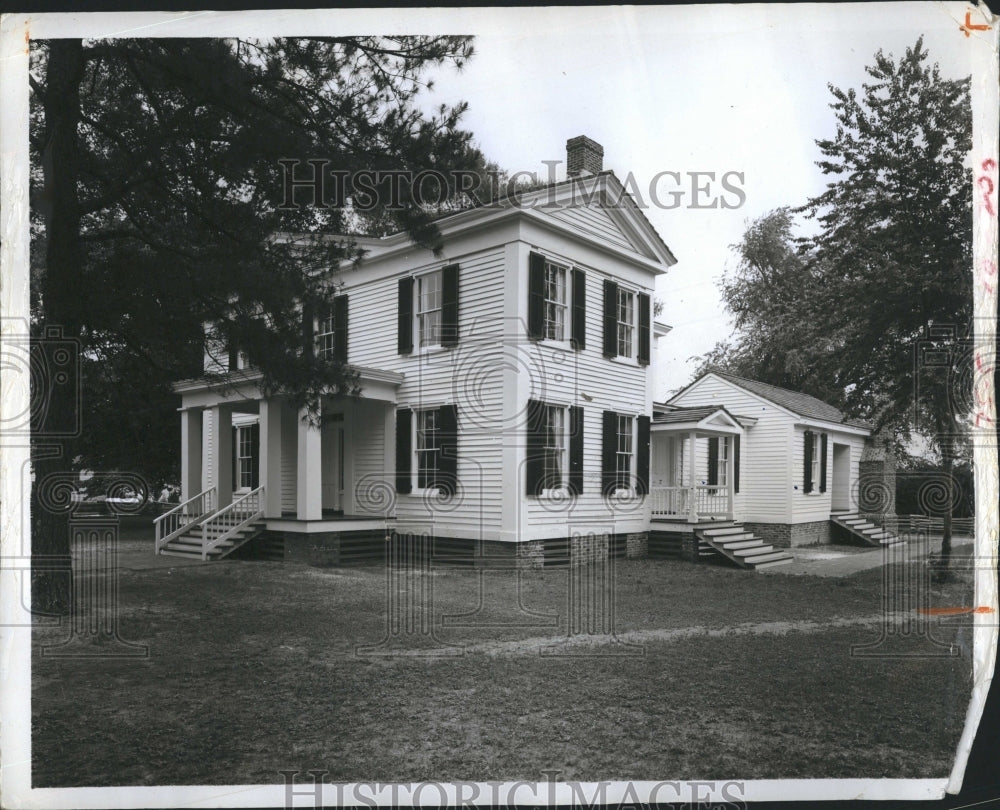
<box><xmin>321</xmin><ymin>419</ymin><xmax>346</xmax><ymax>514</ymax></box>
<box><xmin>831</xmin><ymin>443</ymin><xmax>851</xmax><ymax>512</ymax></box>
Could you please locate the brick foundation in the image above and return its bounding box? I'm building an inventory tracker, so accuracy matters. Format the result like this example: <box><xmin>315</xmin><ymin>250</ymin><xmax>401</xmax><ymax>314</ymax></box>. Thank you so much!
<box><xmin>624</xmin><ymin>531</ymin><xmax>648</xmax><ymax>559</ymax></box>
<box><xmin>743</xmin><ymin>520</ymin><xmax>831</xmax><ymax>548</ymax></box>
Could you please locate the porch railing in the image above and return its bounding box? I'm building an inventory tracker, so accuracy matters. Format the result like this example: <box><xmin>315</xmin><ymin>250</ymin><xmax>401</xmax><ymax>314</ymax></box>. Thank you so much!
<box><xmin>650</xmin><ymin>485</ymin><xmax>732</xmax><ymax>522</ymax></box>
<box><xmin>200</xmin><ymin>486</ymin><xmax>265</xmax><ymax>560</ymax></box>
<box><xmin>649</xmin><ymin>486</ymin><xmax>689</xmax><ymax>517</ymax></box>
<box><xmin>154</xmin><ymin>487</ymin><xmax>216</xmax><ymax>552</ymax></box>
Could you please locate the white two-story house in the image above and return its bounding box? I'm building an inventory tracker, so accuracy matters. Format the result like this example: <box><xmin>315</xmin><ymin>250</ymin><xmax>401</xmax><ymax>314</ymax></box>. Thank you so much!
<box><xmin>156</xmin><ymin>137</ymin><xmax>679</xmax><ymax>566</ymax></box>
<box><xmin>156</xmin><ymin>137</ymin><xmax>893</xmax><ymax>569</ymax></box>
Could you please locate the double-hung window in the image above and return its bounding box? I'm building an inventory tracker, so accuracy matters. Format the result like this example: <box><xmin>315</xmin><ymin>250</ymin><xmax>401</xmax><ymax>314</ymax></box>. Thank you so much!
<box><xmin>236</xmin><ymin>425</ymin><xmax>257</xmax><ymax>490</ymax></box>
<box><xmin>416</xmin><ymin>270</ymin><xmax>443</xmax><ymax>349</ymax></box>
<box><xmin>542</xmin><ymin>405</ymin><xmax>566</xmax><ymax>490</ymax></box>
<box><xmin>810</xmin><ymin>432</ymin><xmax>821</xmax><ymax>492</ymax></box>
<box><xmin>616</xmin><ymin>414</ymin><xmax>635</xmax><ymax>491</ymax></box>
<box><xmin>415</xmin><ymin>409</ymin><xmax>440</xmax><ymax>490</ymax></box>
<box><xmin>316</xmin><ymin>308</ymin><xmax>336</xmax><ymax>360</ymax></box>
<box><xmin>543</xmin><ymin>261</ymin><xmax>568</xmax><ymax>341</ymax></box>
<box><xmin>617</xmin><ymin>288</ymin><xmax>636</xmax><ymax>358</ymax></box>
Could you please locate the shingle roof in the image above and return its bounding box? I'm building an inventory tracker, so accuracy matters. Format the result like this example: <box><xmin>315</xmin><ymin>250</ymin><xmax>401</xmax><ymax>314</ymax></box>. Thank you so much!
<box><xmin>709</xmin><ymin>372</ymin><xmax>873</xmax><ymax>430</ymax></box>
<box><xmin>652</xmin><ymin>406</ymin><xmax>726</xmax><ymax>424</ymax></box>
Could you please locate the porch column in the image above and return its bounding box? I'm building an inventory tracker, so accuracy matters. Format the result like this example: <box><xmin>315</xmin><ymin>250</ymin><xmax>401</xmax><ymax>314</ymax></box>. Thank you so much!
<box><xmin>180</xmin><ymin>407</ymin><xmax>203</xmax><ymax>503</ymax></box>
<box><xmin>259</xmin><ymin>398</ymin><xmax>284</xmax><ymax>518</ymax></box>
<box><xmin>687</xmin><ymin>430</ymin><xmax>697</xmax><ymax>523</ymax></box>
<box><xmin>726</xmin><ymin>435</ymin><xmax>735</xmax><ymax>520</ymax></box>
<box><xmin>210</xmin><ymin>404</ymin><xmax>233</xmax><ymax>507</ymax></box>
<box><xmin>297</xmin><ymin>407</ymin><xmax>322</xmax><ymax>521</ymax></box>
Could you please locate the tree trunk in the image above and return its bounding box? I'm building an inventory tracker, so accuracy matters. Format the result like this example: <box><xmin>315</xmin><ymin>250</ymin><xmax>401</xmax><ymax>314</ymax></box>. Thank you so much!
<box><xmin>32</xmin><ymin>39</ymin><xmax>85</xmax><ymax>616</ymax></box>
<box><xmin>940</xmin><ymin>451</ymin><xmax>953</xmax><ymax>568</ymax></box>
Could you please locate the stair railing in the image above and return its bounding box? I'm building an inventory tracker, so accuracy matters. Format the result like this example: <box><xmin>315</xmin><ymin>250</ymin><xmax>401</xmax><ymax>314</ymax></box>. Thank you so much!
<box><xmin>154</xmin><ymin>487</ymin><xmax>217</xmax><ymax>552</ymax></box>
<box><xmin>201</xmin><ymin>486</ymin><xmax>265</xmax><ymax>560</ymax></box>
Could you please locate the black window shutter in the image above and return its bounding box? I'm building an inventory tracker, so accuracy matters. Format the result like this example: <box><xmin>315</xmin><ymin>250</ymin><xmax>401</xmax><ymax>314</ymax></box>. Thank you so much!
<box><xmin>734</xmin><ymin>435</ymin><xmax>741</xmax><ymax>494</ymax></box>
<box><xmin>571</xmin><ymin>268</ymin><xmax>586</xmax><ymax>350</ymax></box>
<box><xmin>820</xmin><ymin>433</ymin><xmax>828</xmax><ymax>493</ymax></box>
<box><xmin>301</xmin><ymin>302</ymin><xmax>314</xmax><ymax>360</ymax></box>
<box><xmin>707</xmin><ymin>436</ymin><xmax>719</xmax><ymax>486</ymax></box>
<box><xmin>527</xmin><ymin>253</ymin><xmax>545</xmax><ymax>340</ymax></box>
<box><xmin>250</xmin><ymin>423</ymin><xmax>260</xmax><ymax>489</ymax></box>
<box><xmin>397</xmin><ymin>278</ymin><xmax>414</xmax><ymax>355</ymax></box>
<box><xmin>568</xmin><ymin>405</ymin><xmax>584</xmax><ymax>495</ymax></box>
<box><xmin>441</xmin><ymin>264</ymin><xmax>460</xmax><ymax>347</ymax></box>
<box><xmin>637</xmin><ymin>293</ymin><xmax>651</xmax><ymax>365</ymax></box>
<box><xmin>803</xmin><ymin>430</ymin><xmax>814</xmax><ymax>493</ymax></box>
<box><xmin>333</xmin><ymin>295</ymin><xmax>349</xmax><ymax>364</ymax></box>
<box><xmin>525</xmin><ymin>399</ymin><xmax>544</xmax><ymax>496</ymax></box>
<box><xmin>437</xmin><ymin>404</ymin><xmax>458</xmax><ymax>496</ymax></box>
<box><xmin>601</xmin><ymin>410</ymin><xmax>618</xmax><ymax>495</ymax></box>
<box><xmin>636</xmin><ymin>415</ymin><xmax>650</xmax><ymax>496</ymax></box>
<box><xmin>231</xmin><ymin>425</ymin><xmax>238</xmax><ymax>488</ymax></box>
<box><xmin>602</xmin><ymin>280</ymin><xmax>618</xmax><ymax>358</ymax></box>
<box><xmin>395</xmin><ymin>408</ymin><xmax>412</xmax><ymax>494</ymax></box>
<box><xmin>228</xmin><ymin>336</ymin><xmax>240</xmax><ymax>371</ymax></box>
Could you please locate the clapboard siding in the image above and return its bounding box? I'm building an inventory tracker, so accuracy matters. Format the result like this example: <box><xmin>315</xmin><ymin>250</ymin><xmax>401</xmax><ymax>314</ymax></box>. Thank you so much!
<box><xmin>520</xmin><ymin>258</ymin><xmax>651</xmax><ymax>535</ymax></box>
<box><xmin>550</xmin><ymin>204</ymin><xmax>635</xmax><ymax>253</ymax></box>
<box><xmin>340</xmin><ymin>246</ymin><xmax>507</xmax><ymax>534</ymax></box>
<box><xmin>201</xmin><ymin>409</ymin><xmax>214</xmax><ymax>492</ymax></box>
<box><xmin>350</xmin><ymin>403</ymin><xmax>388</xmax><ymax>515</ymax></box>
<box><xmin>670</xmin><ymin>376</ymin><xmax>792</xmax><ymax>524</ymax></box>
<box><xmin>791</xmin><ymin>426</ymin><xmax>868</xmax><ymax>522</ymax></box>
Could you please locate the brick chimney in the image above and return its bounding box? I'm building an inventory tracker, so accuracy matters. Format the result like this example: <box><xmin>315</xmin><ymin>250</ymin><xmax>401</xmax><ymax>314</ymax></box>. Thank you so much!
<box><xmin>566</xmin><ymin>135</ymin><xmax>604</xmax><ymax>177</ymax></box>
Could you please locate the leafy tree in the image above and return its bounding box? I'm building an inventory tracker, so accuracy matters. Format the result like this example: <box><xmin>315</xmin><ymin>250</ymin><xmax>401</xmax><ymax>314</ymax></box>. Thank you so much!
<box><xmin>697</xmin><ymin>38</ymin><xmax>972</xmax><ymax>568</ymax></box>
<box><xmin>30</xmin><ymin>36</ymin><xmax>490</xmax><ymax>613</ymax></box>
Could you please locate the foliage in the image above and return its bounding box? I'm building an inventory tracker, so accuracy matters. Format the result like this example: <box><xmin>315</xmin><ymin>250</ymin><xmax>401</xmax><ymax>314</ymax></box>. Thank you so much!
<box><xmin>29</xmin><ymin>36</ymin><xmax>491</xmax><ymax>610</ymax></box>
<box><xmin>698</xmin><ymin>38</ymin><xmax>972</xmax><ymax>450</ymax></box>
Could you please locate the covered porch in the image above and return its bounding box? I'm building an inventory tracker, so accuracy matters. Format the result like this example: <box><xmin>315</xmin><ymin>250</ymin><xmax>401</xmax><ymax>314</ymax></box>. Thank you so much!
<box><xmin>649</xmin><ymin>406</ymin><xmax>751</xmax><ymax>523</ymax></box>
<box><xmin>159</xmin><ymin>366</ymin><xmax>402</xmax><ymax>553</ymax></box>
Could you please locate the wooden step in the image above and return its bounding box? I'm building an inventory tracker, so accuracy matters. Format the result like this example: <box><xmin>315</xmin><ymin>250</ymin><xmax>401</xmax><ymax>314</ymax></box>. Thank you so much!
<box><xmin>752</xmin><ymin>554</ymin><xmax>795</xmax><ymax>569</ymax></box>
<box><xmin>731</xmin><ymin>544</ymin><xmax>775</xmax><ymax>557</ymax></box>
<box><xmin>701</xmin><ymin>526</ymin><xmax>747</xmax><ymax>538</ymax></box>
<box><xmin>719</xmin><ymin>538</ymin><xmax>763</xmax><ymax>550</ymax></box>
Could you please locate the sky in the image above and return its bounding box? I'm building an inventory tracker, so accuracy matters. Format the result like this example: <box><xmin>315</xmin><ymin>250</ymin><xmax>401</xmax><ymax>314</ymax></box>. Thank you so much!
<box><xmin>411</xmin><ymin>3</ymin><xmax>976</xmax><ymax>398</ymax></box>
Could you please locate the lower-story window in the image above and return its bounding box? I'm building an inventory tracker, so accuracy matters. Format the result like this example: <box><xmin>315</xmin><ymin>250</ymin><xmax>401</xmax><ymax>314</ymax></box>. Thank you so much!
<box><xmin>234</xmin><ymin>423</ymin><xmax>259</xmax><ymax>490</ymax></box>
<box><xmin>616</xmin><ymin>414</ymin><xmax>634</xmax><ymax>491</ymax></box>
<box><xmin>415</xmin><ymin>408</ymin><xmax>440</xmax><ymax>489</ymax></box>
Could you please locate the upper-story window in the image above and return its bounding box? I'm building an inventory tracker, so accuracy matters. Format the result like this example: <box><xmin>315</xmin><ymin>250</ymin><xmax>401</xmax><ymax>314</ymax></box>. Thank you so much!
<box><xmin>616</xmin><ymin>288</ymin><xmax>636</xmax><ymax>358</ymax></box>
<box><xmin>602</xmin><ymin>280</ymin><xmax>651</xmax><ymax>365</ymax></box>
<box><xmin>543</xmin><ymin>261</ymin><xmax>568</xmax><ymax>341</ymax></box>
<box><xmin>416</xmin><ymin>270</ymin><xmax>443</xmax><ymax>349</ymax></box>
<box><xmin>528</xmin><ymin>252</ymin><xmax>585</xmax><ymax>348</ymax></box>
<box><xmin>316</xmin><ymin>308</ymin><xmax>336</xmax><ymax>359</ymax></box>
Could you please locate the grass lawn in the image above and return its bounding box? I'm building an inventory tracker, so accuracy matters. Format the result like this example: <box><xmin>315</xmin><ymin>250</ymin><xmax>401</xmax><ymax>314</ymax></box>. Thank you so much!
<box><xmin>32</xmin><ymin>519</ymin><xmax>975</xmax><ymax>786</ymax></box>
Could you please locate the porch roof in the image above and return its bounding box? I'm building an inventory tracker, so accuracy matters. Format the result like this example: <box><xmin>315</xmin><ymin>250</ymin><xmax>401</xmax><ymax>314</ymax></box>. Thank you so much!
<box><xmin>172</xmin><ymin>364</ymin><xmax>403</xmax><ymax>407</ymax></box>
<box><xmin>651</xmin><ymin>405</ymin><xmax>754</xmax><ymax>433</ymax></box>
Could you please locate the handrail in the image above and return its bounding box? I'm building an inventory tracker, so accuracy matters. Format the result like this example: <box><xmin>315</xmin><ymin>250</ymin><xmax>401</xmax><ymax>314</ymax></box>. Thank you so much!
<box><xmin>154</xmin><ymin>487</ymin><xmax>216</xmax><ymax>552</ymax></box>
<box><xmin>200</xmin><ymin>486</ymin><xmax>265</xmax><ymax>560</ymax></box>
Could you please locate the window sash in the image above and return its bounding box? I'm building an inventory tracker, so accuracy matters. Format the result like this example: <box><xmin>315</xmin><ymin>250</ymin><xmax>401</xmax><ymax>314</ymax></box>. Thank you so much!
<box><xmin>316</xmin><ymin>312</ymin><xmax>336</xmax><ymax>359</ymax></box>
<box><xmin>417</xmin><ymin>271</ymin><xmax>443</xmax><ymax>348</ymax></box>
<box><xmin>810</xmin><ymin>434</ymin><xmax>820</xmax><ymax>492</ymax></box>
<box><xmin>718</xmin><ymin>438</ymin><xmax>729</xmax><ymax>487</ymax></box>
<box><xmin>543</xmin><ymin>263</ymin><xmax>567</xmax><ymax>341</ymax></box>
<box><xmin>617</xmin><ymin>289</ymin><xmax>635</xmax><ymax>357</ymax></box>
<box><xmin>237</xmin><ymin>426</ymin><xmax>254</xmax><ymax>489</ymax></box>
<box><xmin>542</xmin><ymin>405</ymin><xmax>566</xmax><ymax>489</ymax></box>
<box><xmin>616</xmin><ymin>415</ymin><xmax>634</xmax><ymax>489</ymax></box>
<box><xmin>415</xmin><ymin>409</ymin><xmax>439</xmax><ymax>489</ymax></box>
